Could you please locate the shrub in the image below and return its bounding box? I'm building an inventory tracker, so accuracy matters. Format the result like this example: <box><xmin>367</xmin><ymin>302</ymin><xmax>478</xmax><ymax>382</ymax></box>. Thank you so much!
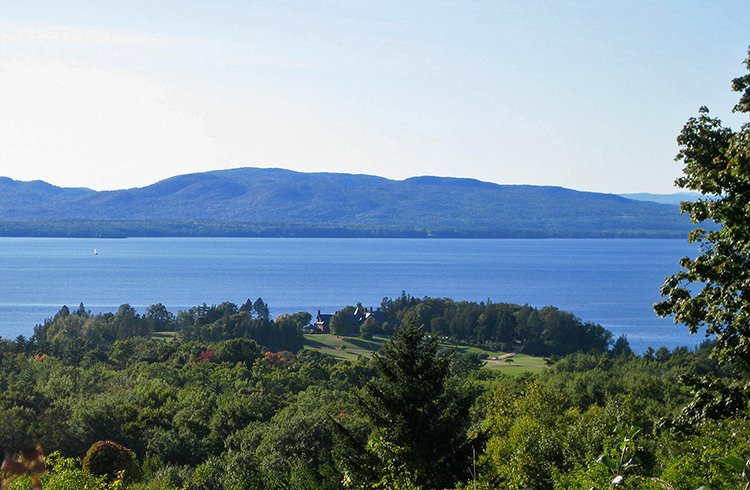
<box><xmin>82</xmin><ymin>441</ymin><xmax>140</xmax><ymax>483</ymax></box>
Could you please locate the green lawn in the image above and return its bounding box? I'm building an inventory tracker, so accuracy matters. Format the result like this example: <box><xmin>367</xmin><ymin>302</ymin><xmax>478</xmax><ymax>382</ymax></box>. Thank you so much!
<box><xmin>302</xmin><ymin>334</ymin><xmax>384</xmax><ymax>361</ymax></box>
<box><xmin>483</xmin><ymin>353</ymin><xmax>549</xmax><ymax>376</ymax></box>
<box><xmin>302</xmin><ymin>333</ymin><xmax>549</xmax><ymax>374</ymax></box>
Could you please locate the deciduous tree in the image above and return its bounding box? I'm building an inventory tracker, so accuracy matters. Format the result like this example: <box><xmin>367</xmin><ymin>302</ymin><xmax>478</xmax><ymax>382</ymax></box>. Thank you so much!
<box><xmin>144</xmin><ymin>303</ymin><xmax>174</xmax><ymax>332</ymax></box>
<box><xmin>329</xmin><ymin>310</ymin><xmax>350</xmax><ymax>337</ymax></box>
<box><xmin>655</xmin><ymin>47</ymin><xmax>750</xmax><ymax>373</ymax></box>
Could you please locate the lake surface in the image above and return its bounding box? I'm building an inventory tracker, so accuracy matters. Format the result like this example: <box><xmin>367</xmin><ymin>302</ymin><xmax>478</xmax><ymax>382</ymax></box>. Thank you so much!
<box><xmin>0</xmin><ymin>237</ymin><xmax>707</xmax><ymax>354</ymax></box>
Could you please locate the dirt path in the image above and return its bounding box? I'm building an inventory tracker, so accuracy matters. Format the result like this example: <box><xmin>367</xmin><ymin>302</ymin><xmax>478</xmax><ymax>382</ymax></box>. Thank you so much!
<box><xmin>484</xmin><ymin>352</ymin><xmax>517</xmax><ymax>365</ymax></box>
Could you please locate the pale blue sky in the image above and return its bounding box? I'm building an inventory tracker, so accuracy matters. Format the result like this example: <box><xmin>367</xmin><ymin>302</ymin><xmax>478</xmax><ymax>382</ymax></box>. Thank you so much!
<box><xmin>1</xmin><ymin>1</ymin><xmax>748</xmax><ymax>193</ymax></box>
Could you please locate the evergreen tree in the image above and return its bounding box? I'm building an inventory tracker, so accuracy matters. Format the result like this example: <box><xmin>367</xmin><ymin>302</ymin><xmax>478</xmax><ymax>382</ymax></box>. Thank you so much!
<box><xmin>252</xmin><ymin>298</ymin><xmax>270</xmax><ymax>321</ymax></box>
<box><xmin>352</xmin><ymin>322</ymin><xmax>473</xmax><ymax>489</ymax></box>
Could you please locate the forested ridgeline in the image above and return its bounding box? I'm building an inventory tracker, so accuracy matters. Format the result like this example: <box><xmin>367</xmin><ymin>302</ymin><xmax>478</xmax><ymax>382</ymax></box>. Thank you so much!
<box><xmin>0</xmin><ymin>169</ymin><xmax>694</xmax><ymax>238</ymax></box>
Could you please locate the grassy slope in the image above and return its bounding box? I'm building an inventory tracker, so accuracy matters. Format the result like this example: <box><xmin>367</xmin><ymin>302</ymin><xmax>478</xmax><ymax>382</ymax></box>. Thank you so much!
<box><xmin>302</xmin><ymin>333</ymin><xmax>549</xmax><ymax>375</ymax></box>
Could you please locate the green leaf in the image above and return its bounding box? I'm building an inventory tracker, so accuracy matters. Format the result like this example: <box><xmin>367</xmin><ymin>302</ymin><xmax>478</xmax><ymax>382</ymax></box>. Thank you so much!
<box><xmin>712</xmin><ymin>455</ymin><xmax>746</xmax><ymax>472</ymax></box>
<box><xmin>597</xmin><ymin>454</ymin><xmax>616</xmax><ymax>471</ymax></box>
<box><xmin>622</xmin><ymin>456</ymin><xmax>642</xmax><ymax>470</ymax></box>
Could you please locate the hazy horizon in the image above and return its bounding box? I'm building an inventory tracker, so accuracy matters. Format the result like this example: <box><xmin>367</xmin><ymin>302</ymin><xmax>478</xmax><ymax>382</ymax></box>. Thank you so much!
<box><xmin>2</xmin><ymin>1</ymin><xmax>748</xmax><ymax>194</ymax></box>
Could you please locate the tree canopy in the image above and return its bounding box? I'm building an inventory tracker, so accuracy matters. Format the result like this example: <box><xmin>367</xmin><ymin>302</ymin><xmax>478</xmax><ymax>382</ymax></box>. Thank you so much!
<box><xmin>655</xmin><ymin>47</ymin><xmax>750</xmax><ymax>373</ymax></box>
<box><xmin>0</xmin><ymin>295</ymin><xmax>746</xmax><ymax>489</ymax></box>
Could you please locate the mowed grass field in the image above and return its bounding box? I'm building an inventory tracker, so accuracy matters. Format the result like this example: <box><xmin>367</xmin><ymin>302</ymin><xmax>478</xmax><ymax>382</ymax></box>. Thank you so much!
<box><xmin>302</xmin><ymin>334</ymin><xmax>548</xmax><ymax>375</ymax></box>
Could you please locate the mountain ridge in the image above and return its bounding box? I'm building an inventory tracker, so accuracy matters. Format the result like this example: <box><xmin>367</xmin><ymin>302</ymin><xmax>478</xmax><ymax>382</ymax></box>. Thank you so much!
<box><xmin>617</xmin><ymin>192</ymin><xmax>700</xmax><ymax>206</ymax></box>
<box><xmin>0</xmin><ymin>167</ymin><xmax>695</xmax><ymax>238</ymax></box>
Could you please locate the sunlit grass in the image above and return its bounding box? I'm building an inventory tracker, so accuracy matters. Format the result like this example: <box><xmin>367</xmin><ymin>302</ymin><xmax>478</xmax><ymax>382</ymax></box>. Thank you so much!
<box><xmin>152</xmin><ymin>331</ymin><xmax>179</xmax><ymax>341</ymax></box>
<box><xmin>303</xmin><ymin>333</ymin><xmax>549</xmax><ymax>373</ymax></box>
<box><xmin>302</xmin><ymin>334</ymin><xmax>382</xmax><ymax>361</ymax></box>
<box><xmin>483</xmin><ymin>353</ymin><xmax>549</xmax><ymax>376</ymax></box>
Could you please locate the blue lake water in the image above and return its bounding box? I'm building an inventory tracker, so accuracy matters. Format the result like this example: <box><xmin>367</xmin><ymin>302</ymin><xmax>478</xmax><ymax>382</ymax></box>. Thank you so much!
<box><xmin>0</xmin><ymin>237</ymin><xmax>706</xmax><ymax>354</ymax></box>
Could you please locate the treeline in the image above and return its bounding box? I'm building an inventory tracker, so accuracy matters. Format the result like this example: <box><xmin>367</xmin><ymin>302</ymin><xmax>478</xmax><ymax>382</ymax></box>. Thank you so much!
<box><xmin>30</xmin><ymin>295</ymin><xmax>615</xmax><ymax>364</ymax></box>
<box><xmin>0</xmin><ymin>219</ymin><xmax>687</xmax><ymax>239</ymax></box>
<box><xmin>378</xmin><ymin>293</ymin><xmax>615</xmax><ymax>356</ymax></box>
<box><xmin>30</xmin><ymin>299</ymin><xmax>306</xmax><ymax>362</ymax></box>
<box><xmin>0</xmin><ymin>306</ymin><xmax>746</xmax><ymax>490</ymax></box>
<box><xmin>0</xmin><ymin>219</ymin><xmax>438</xmax><ymax>239</ymax></box>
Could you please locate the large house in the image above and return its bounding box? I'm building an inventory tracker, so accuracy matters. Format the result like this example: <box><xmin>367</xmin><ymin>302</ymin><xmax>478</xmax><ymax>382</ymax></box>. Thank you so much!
<box><xmin>305</xmin><ymin>306</ymin><xmax>389</xmax><ymax>334</ymax></box>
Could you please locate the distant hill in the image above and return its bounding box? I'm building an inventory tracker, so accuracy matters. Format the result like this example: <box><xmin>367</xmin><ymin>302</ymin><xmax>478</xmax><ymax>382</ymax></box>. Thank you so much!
<box><xmin>0</xmin><ymin>168</ymin><xmax>696</xmax><ymax>238</ymax></box>
<box><xmin>618</xmin><ymin>192</ymin><xmax>700</xmax><ymax>206</ymax></box>
<box><xmin>0</xmin><ymin>177</ymin><xmax>95</xmax><ymax>205</ymax></box>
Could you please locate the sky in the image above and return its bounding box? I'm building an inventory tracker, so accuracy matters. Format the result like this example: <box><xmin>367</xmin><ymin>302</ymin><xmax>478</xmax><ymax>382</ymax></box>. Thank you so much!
<box><xmin>1</xmin><ymin>1</ymin><xmax>749</xmax><ymax>194</ymax></box>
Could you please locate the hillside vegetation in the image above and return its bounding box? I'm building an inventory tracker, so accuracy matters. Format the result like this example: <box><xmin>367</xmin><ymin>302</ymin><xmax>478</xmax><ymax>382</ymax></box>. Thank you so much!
<box><xmin>0</xmin><ymin>295</ymin><xmax>742</xmax><ymax>490</ymax></box>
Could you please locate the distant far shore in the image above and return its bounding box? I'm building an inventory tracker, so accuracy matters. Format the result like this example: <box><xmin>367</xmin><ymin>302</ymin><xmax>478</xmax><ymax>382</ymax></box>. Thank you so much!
<box><xmin>0</xmin><ymin>219</ymin><xmax>688</xmax><ymax>239</ymax></box>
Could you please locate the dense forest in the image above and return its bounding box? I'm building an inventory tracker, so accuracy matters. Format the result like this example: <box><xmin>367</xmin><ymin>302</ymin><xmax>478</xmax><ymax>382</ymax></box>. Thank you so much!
<box><xmin>0</xmin><ymin>294</ymin><xmax>745</xmax><ymax>490</ymax></box>
<box><xmin>380</xmin><ymin>293</ymin><xmax>614</xmax><ymax>356</ymax></box>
